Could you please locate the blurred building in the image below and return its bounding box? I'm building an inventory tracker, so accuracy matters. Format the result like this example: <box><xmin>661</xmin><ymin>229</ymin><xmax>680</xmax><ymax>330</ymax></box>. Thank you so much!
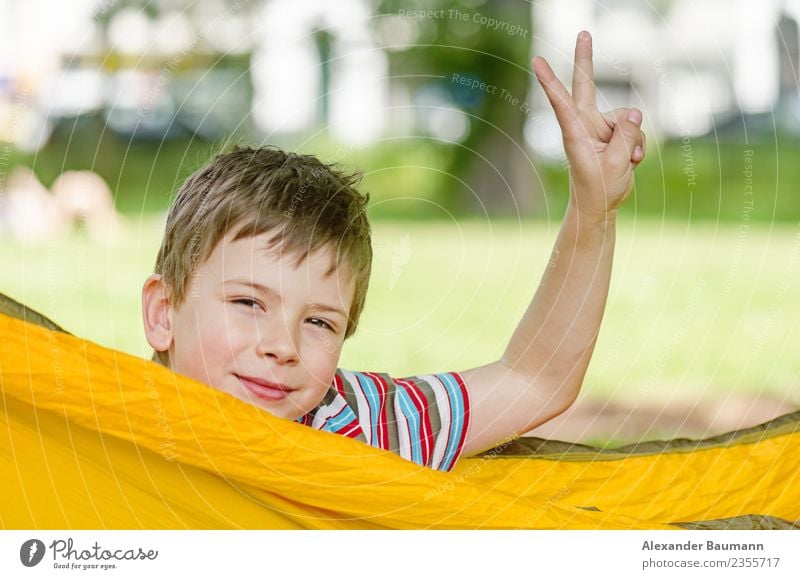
<box><xmin>531</xmin><ymin>0</ymin><xmax>800</xmax><ymax>158</ymax></box>
<box><xmin>3</xmin><ymin>0</ymin><xmax>800</xmax><ymax>155</ymax></box>
<box><xmin>252</xmin><ymin>0</ymin><xmax>387</xmax><ymax>144</ymax></box>
<box><xmin>0</xmin><ymin>0</ymin><xmax>389</xmax><ymax>149</ymax></box>
<box><xmin>0</xmin><ymin>0</ymin><xmax>100</xmax><ymax>150</ymax></box>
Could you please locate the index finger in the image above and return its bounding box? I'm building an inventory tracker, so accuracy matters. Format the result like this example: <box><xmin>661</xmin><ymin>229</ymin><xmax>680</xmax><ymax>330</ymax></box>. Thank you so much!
<box><xmin>532</xmin><ymin>56</ymin><xmax>579</xmax><ymax>131</ymax></box>
<box><xmin>572</xmin><ymin>30</ymin><xmax>595</xmax><ymax>109</ymax></box>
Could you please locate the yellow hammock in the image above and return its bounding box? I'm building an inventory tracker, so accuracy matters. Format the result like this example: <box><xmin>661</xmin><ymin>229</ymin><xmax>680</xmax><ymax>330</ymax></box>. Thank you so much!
<box><xmin>1</xmin><ymin>299</ymin><xmax>798</xmax><ymax>530</ymax></box>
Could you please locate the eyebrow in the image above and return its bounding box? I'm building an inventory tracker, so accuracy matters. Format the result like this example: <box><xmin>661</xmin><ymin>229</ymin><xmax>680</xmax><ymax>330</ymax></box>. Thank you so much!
<box><xmin>223</xmin><ymin>279</ymin><xmax>348</xmax><ymax>319</ymax></box>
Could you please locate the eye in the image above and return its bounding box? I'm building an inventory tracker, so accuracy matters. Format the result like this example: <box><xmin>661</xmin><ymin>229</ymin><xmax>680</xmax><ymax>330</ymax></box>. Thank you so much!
<box><xmin>307</xmin><ymin>317</ymin><xmax>334</xmax><ymax>331</ymax></box>
<box><xmin>233</xmin><ymin>298</ymin><xmax>265</xmax><ymax>311</ymax></box>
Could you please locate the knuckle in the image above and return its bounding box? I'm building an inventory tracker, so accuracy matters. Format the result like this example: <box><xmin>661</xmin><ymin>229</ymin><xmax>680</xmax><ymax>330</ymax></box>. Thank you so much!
<box><xmin>621</xmin><ymin>121</ymin><xmax>639</xmax><ymax>138</ymax></box>
<box><xmin>606</xmin><ymin>153</ymin><xmax>629</xmax><ymax>173</ymax></box>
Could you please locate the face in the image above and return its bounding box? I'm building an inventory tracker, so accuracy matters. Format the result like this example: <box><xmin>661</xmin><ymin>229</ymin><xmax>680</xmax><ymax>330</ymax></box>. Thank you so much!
<box><xmin>161</xmin><ymin>232</ymin><xmax>355</xmax><ymax>420</ymax></box>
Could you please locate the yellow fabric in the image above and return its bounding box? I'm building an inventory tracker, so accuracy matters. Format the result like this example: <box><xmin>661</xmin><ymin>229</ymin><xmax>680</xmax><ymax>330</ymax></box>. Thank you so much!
<box><xmin>1</xmin><ymin>313</ymin><xmax>797</xmax><ymax>529</ymax></box>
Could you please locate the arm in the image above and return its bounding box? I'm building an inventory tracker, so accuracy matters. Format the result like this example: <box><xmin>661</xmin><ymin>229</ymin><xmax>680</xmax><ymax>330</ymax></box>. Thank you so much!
<box><xmin>460</xmin><ymin>31</ymin><xmax>646</xmax><ymax>456</ymax></box>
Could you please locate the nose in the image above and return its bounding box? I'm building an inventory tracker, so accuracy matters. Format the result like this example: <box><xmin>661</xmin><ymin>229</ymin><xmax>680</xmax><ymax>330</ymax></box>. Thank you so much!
<box><xmin>256</xmin><ymin>316</ymin><xmax>300</xmax><ymax>365</ymax></box>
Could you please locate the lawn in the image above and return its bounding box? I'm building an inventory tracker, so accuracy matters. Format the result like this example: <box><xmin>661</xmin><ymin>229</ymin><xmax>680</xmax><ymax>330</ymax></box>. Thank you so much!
<box><xmin>16</xmin><ymin>124</ymin><xmax>800</xmax><ymax>223</ymax></box>
<box><xmin>2</xmin><ymin>218</ymin><xmax>799</xmax><ymax>407</ymax></box>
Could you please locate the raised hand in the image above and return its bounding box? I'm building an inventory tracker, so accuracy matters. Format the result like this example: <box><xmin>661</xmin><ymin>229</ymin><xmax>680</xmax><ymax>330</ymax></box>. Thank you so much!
<box><xmin>533</xmin><ymin>31</ymin><xmax>645</xmax><ymax>220</ymax></box>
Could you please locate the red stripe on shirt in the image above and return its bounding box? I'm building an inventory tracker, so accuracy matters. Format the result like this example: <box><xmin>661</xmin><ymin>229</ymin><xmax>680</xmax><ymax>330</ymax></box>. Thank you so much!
<box><xmin>450</xmin><ymin>372</ymin><xmax>471</xmax><ymax>461</ymax></box>
<box><xmin>333</xmin><ymin>372</ymin><xmax>346</xmax><ymax>397</ymax></box>
<box><xmin>335</xmin><ymin>419</ymin><xmax>364</xmax><ymax>439</ymax></box>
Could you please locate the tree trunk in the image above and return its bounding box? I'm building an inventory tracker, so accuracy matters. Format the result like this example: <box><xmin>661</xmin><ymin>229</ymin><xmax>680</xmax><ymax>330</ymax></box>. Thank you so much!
<box><xmin>449</xmin><ymin>0</ymin><xmax>541</xmax><ymax>216</ymax></box>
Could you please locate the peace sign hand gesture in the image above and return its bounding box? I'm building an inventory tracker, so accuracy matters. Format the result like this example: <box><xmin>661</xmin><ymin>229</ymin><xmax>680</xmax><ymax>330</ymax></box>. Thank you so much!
<box><xmin>533</xmin><ymin>31</ymin><xmax>645</xmax><ymax>222</ymax></box>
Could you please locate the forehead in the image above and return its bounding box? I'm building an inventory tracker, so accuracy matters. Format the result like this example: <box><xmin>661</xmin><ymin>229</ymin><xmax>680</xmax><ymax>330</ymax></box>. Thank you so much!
<box><xmin>205</xmin><ymin>232</ymin><xmax>356</xmax><ymax>304</ymax></box>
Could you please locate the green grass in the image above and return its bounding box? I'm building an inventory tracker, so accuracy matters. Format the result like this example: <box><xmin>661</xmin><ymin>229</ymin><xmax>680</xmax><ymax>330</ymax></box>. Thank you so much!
<box><xmin>13</xmin><ymin>126</ymin><xmax>800</xmax><ymax>222</ymax></box>
<box><xmin>2</xmin><ymin>219</ymin><xmax>799</xmax><ymax>406</ymax></box>
<box><xmin>541</xmin><ymin>139</ymin><xmax>800</xmax><ymax>223</ymax></box>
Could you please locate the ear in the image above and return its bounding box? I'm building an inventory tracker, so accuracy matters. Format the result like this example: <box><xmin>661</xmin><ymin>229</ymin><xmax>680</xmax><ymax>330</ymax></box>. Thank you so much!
<box><xmin>142</xmin><ymin>274</ymin><xmax>174</xmax><ymax>353</ymax></box>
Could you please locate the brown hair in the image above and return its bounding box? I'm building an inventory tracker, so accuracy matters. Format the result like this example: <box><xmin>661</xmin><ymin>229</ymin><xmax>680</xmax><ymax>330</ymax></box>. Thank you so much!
<box><xmin>153</xmin><ymin>145</ymin><xmax>372</xmax><ymax>359</ymax></box>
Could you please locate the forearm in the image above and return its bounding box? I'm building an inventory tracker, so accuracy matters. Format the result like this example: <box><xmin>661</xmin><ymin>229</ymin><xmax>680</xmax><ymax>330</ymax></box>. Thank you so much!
<box><xmin>501</xmin><ymin>201</ymin><xmax>617</xmax><ymax>407</ymax></box>
<box><xmin>456</xmin><ymin>34</ymin><xmax>642</xmax><ymax>453</ymax></box>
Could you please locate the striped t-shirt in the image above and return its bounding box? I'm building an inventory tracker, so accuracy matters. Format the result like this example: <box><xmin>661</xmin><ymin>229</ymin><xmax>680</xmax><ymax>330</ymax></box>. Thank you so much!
<box><xmin>296</xmin><ymin>369</ymin><xmax>471</xmax><ymax>472</ymax></box>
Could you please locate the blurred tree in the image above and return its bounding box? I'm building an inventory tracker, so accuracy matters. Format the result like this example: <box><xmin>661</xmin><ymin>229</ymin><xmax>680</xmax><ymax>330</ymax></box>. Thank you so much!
<box><xmin>313</xmin><ymin>27</ymin><xmax>334</xmax><ymax>123</ymax></box>
<box><xmin>377</xmin><ymin>0</ymin><xmax>539</xmax><ymax>215</ymax></box>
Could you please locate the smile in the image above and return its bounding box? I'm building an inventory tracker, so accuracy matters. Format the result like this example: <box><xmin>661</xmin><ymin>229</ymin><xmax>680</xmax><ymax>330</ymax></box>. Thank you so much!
<box><xmin>235</xmin><ymin>375</ymin><xmax>293</xmax><ymax>402</ymax></box>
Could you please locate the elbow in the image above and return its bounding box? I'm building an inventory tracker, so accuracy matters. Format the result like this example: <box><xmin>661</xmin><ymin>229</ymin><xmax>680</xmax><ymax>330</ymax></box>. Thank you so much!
<box><xmin>498</xmin><ymin>358</ymin><xmax>585</xmax><ymax>432</ymax></box>
<box><xmin>553</xmin><ymin>371</ymin><xmax>585</xmax><ymax>415</ymax></box>
<box><xmin>516</xmin><ymin>377</ymin><xmax>582</xmax><ymax>434</ymax></box>
<box><xmin>548</xmin><ymin>360</ymin><xmax>589</xmax><ymax>416</ymax></box>
<box><xmin>553</xmin><ymin>388</ymin><xmax>579</xmax><ymax>417</ymax></box>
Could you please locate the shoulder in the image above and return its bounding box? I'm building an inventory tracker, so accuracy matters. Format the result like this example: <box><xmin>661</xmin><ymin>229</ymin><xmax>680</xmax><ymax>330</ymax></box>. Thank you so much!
<box><xmin>336</xmin><ymin>368</ymin><xmax>471</xmax><ymax>471</ymax></box>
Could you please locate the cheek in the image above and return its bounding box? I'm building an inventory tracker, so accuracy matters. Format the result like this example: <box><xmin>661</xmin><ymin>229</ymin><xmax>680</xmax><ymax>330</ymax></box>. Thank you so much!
<box><xmin>302</xmin><ymin>333</ymin><xmax>343</xmax><ymax>382</ymax></box>
<box><xmin>172</xmin><ymin>310</ymin><xmax>248</xmax><ymax>382</ymax></box>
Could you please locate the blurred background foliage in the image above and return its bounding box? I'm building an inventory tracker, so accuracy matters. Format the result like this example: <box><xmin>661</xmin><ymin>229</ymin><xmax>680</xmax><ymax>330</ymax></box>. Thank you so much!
<box><xmin>14</xmin><ymin>122</ymin><xmax>800</xmax><ymax>221</ymax></box>
<box><xmin>2</xmin><ymin>0</ymin><xmax>799</xmax><ymax>221</ymax></box>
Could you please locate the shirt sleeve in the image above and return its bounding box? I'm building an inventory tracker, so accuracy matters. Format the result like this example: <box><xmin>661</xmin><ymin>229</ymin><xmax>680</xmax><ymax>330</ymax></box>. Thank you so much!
<box><xmin>333</xmin><ymin>369</ymin><xmax>471</xmax><ymax>472</ymax></box>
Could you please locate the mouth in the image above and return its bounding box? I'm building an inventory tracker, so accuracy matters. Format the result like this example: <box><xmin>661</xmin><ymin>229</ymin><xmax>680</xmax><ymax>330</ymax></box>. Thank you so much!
<box><xmin>235</xmin><ymin>374</ymin><xmax>294</xmax><ymax>402</ymax></box>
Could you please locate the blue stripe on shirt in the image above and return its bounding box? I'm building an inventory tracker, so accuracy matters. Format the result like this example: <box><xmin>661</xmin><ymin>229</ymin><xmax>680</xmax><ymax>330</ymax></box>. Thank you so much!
<box><xmin>395</xmin><ymin>386</ymin><xmax>423</xmax><ymax>465</ymax></box>
<box><xmin>436</xmin><ymin>372</ymin><xmax>465</xmax><ymax>472</ymax></box>
<box><xmin>320</xmin><ymin>405</ymin><xmax>359</xmax><ymax>434</ymax></box>
<box><xmin>354</xmin><ymin>372</ymin><xmax>382</xmax><ymax>447</ymax></box>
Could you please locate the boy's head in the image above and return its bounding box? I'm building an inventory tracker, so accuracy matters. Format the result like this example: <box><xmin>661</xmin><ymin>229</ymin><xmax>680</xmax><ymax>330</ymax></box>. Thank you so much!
<box><xmin>142</xmin><ymin>146</ymin><xmax>372</xmax><ymax>419</ymax></box>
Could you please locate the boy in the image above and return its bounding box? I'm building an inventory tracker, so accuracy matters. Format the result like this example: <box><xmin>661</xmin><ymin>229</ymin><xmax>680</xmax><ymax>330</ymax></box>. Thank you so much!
<box><xmin>142</xmin><ymin>32</ymin><xmax>645</xmax><ymax>472</ymax></box>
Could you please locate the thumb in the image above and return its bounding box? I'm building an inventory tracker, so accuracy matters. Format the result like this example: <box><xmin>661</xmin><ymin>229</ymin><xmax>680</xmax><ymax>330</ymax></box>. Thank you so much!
<box><xmin>607</xmin><ymin>108</ymin><xmax>643</xmax><ymax>167</ymax></box>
